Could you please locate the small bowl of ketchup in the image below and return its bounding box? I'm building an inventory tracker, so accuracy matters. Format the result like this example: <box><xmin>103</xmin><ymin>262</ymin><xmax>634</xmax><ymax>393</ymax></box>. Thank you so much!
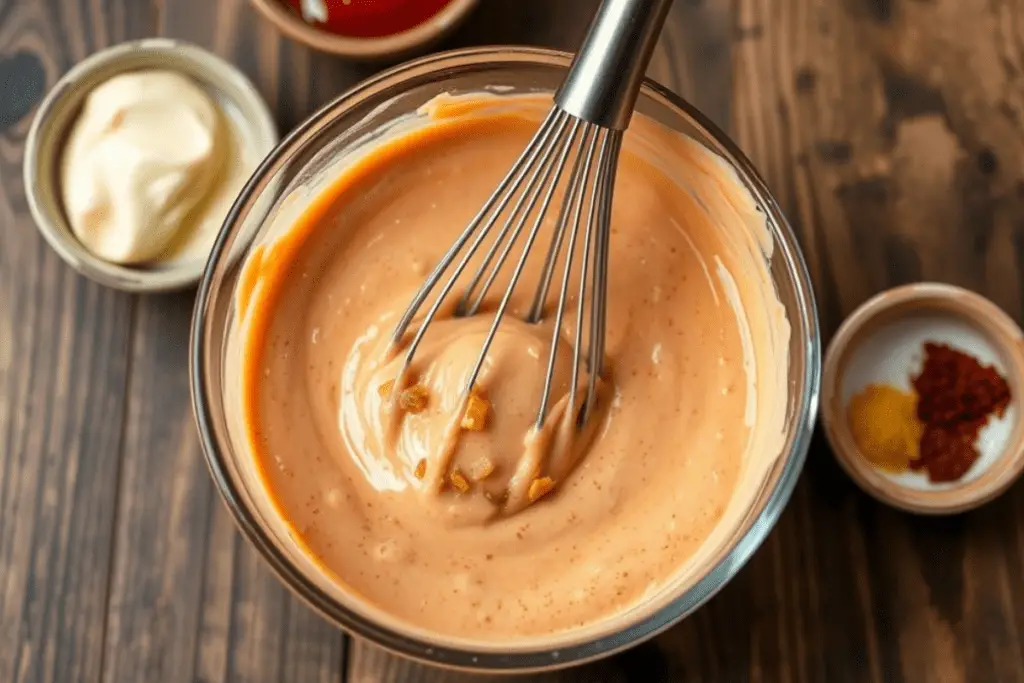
<box><xmin>251</xmin><ymin>0</ymin><xmax>478</xmax><ymax>60</ymax></box>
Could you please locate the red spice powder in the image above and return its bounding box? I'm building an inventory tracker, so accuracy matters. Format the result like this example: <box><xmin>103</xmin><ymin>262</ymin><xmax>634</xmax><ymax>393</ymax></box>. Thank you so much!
<box><xmin>915</xmin><ymin>427</ymin><xmax>980</xmax><ymax>483</ymax></box>
<box><xmin>284</xmin><ymin>0</ymin><xmax>456</xmax><ymax>39</ymax></box>
<box><xmin>910</xmin><ymin>342</ymin><xmax>1011</xmax><ymax>483</ymax></box>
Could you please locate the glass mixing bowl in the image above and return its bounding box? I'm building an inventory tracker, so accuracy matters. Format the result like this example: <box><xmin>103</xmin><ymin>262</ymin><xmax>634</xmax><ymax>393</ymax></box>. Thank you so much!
<box><xmin>190</xmin><ymin>46</ymin><xmax>821</xmax><ymax>673</ymax></box>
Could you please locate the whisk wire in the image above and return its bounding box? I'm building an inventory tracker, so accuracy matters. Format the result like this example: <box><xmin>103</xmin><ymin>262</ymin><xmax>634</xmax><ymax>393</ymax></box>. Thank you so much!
<box><xmin>388</xmin><ymin>109</ymin><xmax>565</xmax><ymax>383</ymax></box>
<box><xmin>582</xmin><ymin>132</ymin><xmax>621</xmax><ymax>424</ymax></box>
<box><xmin>526</xmin><ymin>124</ymin><xmax>593</xmax><ymax>325</ymax></box>
<box><xmin>565</xmin><ymin>128</ymin><xmax>611</xmax><ymax>426</ymax></box>
<box><xmin>458</xmin><ymin>111</ymin><xmax>578</xmax><ymax>318</ymax></box>
<box><xmin>388</xmin><ymin>108</ymin><xmax>561</xmax><ymax>354</ymax></box>
<box><xmin>387</xmin><ymin>0</ymin><xmax>672</xmax><ymax>441</ymax></box>
<box><xmin>461</xmin><ymin>114</ymin><xmax>583</xmax><ymax>395</ymax></box>
<box><xmin>389</xmin><ymin>115</ymin><xmax>623</xmax><ymax>430</ymax></box>
<box><xmin>535</xmin><ymin>125</ymin><xmax>600</xmax><ymax>426</ymax></box>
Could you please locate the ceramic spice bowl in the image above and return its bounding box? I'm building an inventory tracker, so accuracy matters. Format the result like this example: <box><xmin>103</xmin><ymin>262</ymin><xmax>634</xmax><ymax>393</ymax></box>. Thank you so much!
<box><xmin>23</xmin><ymin>38</ymin><xmax>278</xmax><ymax>293</ymax></box>
<box><xmin>822</xmin><ymin>283</ymin><xmax>1024</xmax><ymax>514</ymax></box>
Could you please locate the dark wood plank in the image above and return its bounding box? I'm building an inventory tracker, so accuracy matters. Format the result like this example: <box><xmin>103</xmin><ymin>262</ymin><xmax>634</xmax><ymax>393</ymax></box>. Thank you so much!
<box><xmin>0</xmin><ymin>2</ymin><xmax>134</xmax><ymax>682</ymax></box>
<box><xmin>347</xmin><ymin>641</ymin><xmax>641</xmax><ymax>683</ymax></box>
<box><xmin>98</xmin><ymin>293</ymin><xmax>219</xmax><ymax>683</ymax></box>
<box><xmin>93</xmin><ymin>1</ymin><xmax>351</xmax><ymax>682</ymax></box>
<box><xmin>696</xmin><ymin>1</ymin><xmax>1024</xmax><ymax>683</ymax></box>
<box><xmin>726</xmin><ymin>0</ymin><xmax>1024</xmax><ymax>681</ymax></box>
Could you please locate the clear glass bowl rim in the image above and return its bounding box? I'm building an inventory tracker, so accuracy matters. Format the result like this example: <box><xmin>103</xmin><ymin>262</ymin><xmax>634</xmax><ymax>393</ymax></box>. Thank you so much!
<box><xmin>190</xmin><ymin>45</ymin><xmax>822</xmax><ymax>673</ymax></box>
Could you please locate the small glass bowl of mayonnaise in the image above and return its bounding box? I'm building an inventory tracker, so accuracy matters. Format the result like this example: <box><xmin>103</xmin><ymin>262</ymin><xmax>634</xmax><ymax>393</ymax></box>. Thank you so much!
<box><xmin>191</xmin><ymin>46</ymin><xmax>821</xmax><ymax>673</ymax></box>
<box><xmin>24</xmin><ymin>39</ymin><xmax>278</xmax><ymax>292</ymax></box>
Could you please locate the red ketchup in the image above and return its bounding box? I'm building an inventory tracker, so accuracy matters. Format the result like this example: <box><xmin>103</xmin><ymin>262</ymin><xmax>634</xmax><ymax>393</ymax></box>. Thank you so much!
<box><xmin>283</xmin><ymin>0</ymin><xmax>457</xmax><ymax>38</ymax></box>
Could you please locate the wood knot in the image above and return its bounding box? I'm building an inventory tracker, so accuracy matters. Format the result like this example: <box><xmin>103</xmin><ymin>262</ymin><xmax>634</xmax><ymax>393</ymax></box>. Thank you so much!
<box><xmin>976</xmin><ymin>149</ymin><xmax>998</xmax><ymax>176</ymax></box>
<box><xmin>0</xmin><ymin>51</ymin><xmax>47</xmax><ymax>132</ymax></box>
<box><xmin>795</xmin><ymin>67</ymin><xmax>817</xmax><ymax>94</ymax></box>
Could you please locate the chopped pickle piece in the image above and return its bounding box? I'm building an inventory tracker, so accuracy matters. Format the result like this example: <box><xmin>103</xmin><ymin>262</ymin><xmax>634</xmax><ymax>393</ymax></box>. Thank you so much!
<box><xmin>528</xmin><ymin>477</ymin><xmax>555</xmax><ymax>503</ymax></box>
<box><xmin>468</xmin><ymin>456</ymin><xmax>495</xmax><ymax>481</ymax></box>
<box><xmin>414</xmin><ymin>459</ymin><xmax>427</xmax><ymax>480</ymax></box>
<box><xmin>399</xmin><ymin>384</ymin><xmax>429</xmax><ymax>413</ymax></box>
<box><xmin>461</xmin><ymin>394</ymin><xmax>489</xmax><ymax>431</ymax></box>
<box><xmin>377</xmin><ymin>379</ymin><xmax>395</xmax><ymax>398</ymax></box>
<box><xmin>450</xmin><ymin>469</ymin><xmax>471</xmax><ymax>494</ymax></box>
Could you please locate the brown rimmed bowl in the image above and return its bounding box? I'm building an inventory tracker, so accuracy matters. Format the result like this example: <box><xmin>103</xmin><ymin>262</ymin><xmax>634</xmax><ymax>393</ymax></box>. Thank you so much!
<box><xmin>23</xmin><ymin>38</ymin><xmax>278</xmax><ymax>293</ymax></box>
<box><xmin>822</xmin><ymin>282</ymin><xmax>1024</xmax><ymax>515</ymax></box>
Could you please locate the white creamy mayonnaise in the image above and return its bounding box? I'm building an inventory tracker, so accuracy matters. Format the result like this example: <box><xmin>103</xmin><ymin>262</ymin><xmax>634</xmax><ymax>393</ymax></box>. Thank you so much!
<box><xmin>60</xmin><ymin>70</ymin><xmax>230</xmax><ymax>265</ymax></box>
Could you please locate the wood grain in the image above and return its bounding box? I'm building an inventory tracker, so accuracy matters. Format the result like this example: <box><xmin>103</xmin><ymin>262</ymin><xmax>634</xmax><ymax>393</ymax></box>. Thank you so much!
<box><xmin>3</xmin><ymin>0</ymin><xmax>1024</xmax><ymax>681</ymax></box>
<box><xmin>721</xmin><ymin>0</ymin><xmax>1024</xmax><ymax>682</ymax></box>
<box><xmin>0</xmin><ymin>2</ymin><xmax>134</xmax><ymax>682</ymax></box>
<box><xmin>90</xmin><ymin>1</ymin><xmax>353</xmax><ymax>682</ymax></box>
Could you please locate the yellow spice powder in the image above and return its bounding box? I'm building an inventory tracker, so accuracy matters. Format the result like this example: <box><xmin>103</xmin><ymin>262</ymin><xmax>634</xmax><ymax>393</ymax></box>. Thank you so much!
<box><xmin>846</xmin><ymin>383</ymin><xmax>923</xmax><ymax>472</ymax></box>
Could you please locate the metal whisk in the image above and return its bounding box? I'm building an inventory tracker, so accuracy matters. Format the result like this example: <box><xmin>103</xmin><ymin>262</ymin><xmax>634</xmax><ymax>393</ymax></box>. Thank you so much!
<box><xmin>389</xmin><ymin>0</ymin><xmax>674</xmax><ymax>429</ymax></box>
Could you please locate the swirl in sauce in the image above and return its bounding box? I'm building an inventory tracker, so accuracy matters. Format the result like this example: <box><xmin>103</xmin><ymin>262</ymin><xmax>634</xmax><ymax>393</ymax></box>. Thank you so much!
<box><xmin>234</xmin><ymin>94</ymin><xmax>790</xmax><ymax>645</ymax></box>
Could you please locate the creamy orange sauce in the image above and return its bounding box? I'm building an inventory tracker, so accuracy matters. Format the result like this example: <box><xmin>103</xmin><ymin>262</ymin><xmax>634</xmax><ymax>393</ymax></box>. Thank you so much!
<box><xmin>235</xmin><ymin>95</ymin><xmax>789</xmax><ymax>645</ymax></box>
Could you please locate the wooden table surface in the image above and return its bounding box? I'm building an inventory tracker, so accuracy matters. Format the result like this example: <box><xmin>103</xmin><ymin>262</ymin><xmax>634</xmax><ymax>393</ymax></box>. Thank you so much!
<box><xmin>4</xmin><ymin>0</ymin><xmax>1024</xmax><ymax>681</ymax></box>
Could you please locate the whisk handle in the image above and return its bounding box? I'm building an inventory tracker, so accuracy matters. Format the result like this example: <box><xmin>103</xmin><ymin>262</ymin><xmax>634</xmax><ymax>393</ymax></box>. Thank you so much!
<box><xmin>555</xmin><ymin>0</ymin><xmax>674</xmax><ymax>131</ymax></box>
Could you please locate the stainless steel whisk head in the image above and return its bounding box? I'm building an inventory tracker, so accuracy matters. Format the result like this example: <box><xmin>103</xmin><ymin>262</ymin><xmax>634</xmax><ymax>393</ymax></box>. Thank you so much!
<box><xmin>388</xmin><ymin>0</ymin><xmax>674</xmax><ymax>429</ymax></box>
